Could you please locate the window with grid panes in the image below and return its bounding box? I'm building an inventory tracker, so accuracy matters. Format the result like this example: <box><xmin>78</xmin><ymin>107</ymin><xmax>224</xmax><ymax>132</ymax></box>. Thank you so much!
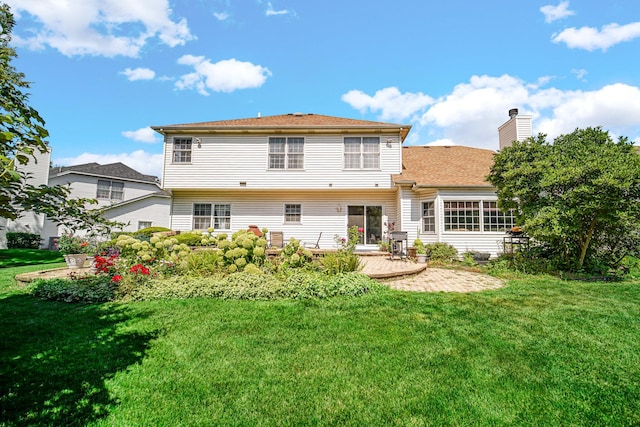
<box><xmin>343</xmin><ymin>137</ymin><xmax>380</xmax><ymax>169</ymax></box>
<box><xmin>193</xmin><ymin>203</ymin><xmax>212</xmax><ymax>230</ymax></box>
<box><xmin>483</xmin><ymin>201</ymin><xmax>515</xmax><ymax>232</ymax></box>
<box><xmin>269</xmin><ymin>137</ymin><xmax>304</xmax><ymax>169</ymax></box>
<box><xmin>422</xmin><ymin>201</ymin><xmax>435</xmax><ymax>233</ymax></box>
<box><xmin>443</xmin><ymin>201</ymin><xmax>480</xmax><ymax>231</ymax></box>
<box><xmin>173</xmin><ymin>137</ymin><xmax>192</xmax><ymax>163</ymax></box>
<box><xmin>138</xmin><ymin>221</ymin><xmax>152</xmax><ymax>230</ymax></box>
<box><xmin>96</xmin><ymin>180</ymin><xmax>124</xmax><ymax>200</ymax></box>
<box><xmin>284</xmin><ymin>204</ymin><xmax>301</xmax><ymax>224</ymax></box>
<box><xmin>213</xmin><ymin>204</ymin><xmax>231</xmax><ymax>230</ymax></box>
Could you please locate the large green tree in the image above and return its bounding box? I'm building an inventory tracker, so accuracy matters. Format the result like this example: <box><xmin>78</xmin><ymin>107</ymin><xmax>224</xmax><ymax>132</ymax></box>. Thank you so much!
<box><xmin>1</xmin><ymin>4</ymin><xmax>120</xmax><ymax>235</ymax></box>
<box><xmin>488</xmin><ymin>127</ymin><xmax>640</xmax><ymax>271</ymax></box>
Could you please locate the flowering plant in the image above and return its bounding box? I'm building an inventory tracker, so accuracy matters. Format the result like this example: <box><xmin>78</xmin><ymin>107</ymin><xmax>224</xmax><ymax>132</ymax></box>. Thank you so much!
<box><xmin>130</xmin><ymin>264</ymin><xmax>151</xmax><ymax>275</ymax></box>
<box><xmin>57</xmin><ymin>234</ymin><xmax>92</xmax><ymax>255</ymax></box>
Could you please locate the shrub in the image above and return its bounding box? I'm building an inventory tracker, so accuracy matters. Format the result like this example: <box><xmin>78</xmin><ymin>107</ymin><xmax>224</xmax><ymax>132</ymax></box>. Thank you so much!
<box><xmin>6</xmin><ymin>232</ymin><xmax>41</xmax><ymax>249</ymax></box>
<box><xmin>132</xmin><ymin>226</ymin><xmax>172</xmax><ymax>238</ymax></box>
<box><xmin>116</xmin><ymin>271</ymin><xmax>383</xmax><ymax>302</ymax></box>
<box><xmin>174</xmin><ymin>232</ymin><xmax>206</xmax><ymax>246</ymax></box>
<box><xmin>280</xmin><ymin>238</ymin><xmax>313</xmax><ymax>269</ymax></box>
<box><xmin>321</xmin><ymin>226</ymin><xmax>363</xmax><ymax>274</ymax></box>
<box><xmin>181</xmin><ymin>249</ymin><xmax>224</xmax><ymax>276</ymax></box>
<box><xmin>286</xmin><ymin>272</ymin><xmax>381</xmax><ymax>299</ymax></box>
<box><xmin>31</xmin><ymin>275</ymin><xmax>118</xmax><ymax>303</ymax></box>
<box><xmin>425</xmin><ymin>242</ymin><xmax>458</xmax><ymax>263</ymax></box>
<box><xmin>461</xmin><ymin>252</ymin><xmax>478</xmax><ymax>267</ymax></box>
<box><xmin>488</xmin><ymin>246</ymin><xmax>559</xmax><ymax>275</ymax></box>
<box><xmin>320</xmin><ymin>251</ymin><xmax>361</xmax><ymax>274</ymax></box>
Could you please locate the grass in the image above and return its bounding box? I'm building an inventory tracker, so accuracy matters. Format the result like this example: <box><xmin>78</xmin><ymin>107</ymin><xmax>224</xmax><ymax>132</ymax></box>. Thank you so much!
<box><xmin>1</xmin><ymin>263</ymin><xmax>640</xmax><ymax>425</ymax></box>
<box><xmin>0</xmin><ymin>249</ymin><xmax>64</xmax><ymax>268</ymax></box>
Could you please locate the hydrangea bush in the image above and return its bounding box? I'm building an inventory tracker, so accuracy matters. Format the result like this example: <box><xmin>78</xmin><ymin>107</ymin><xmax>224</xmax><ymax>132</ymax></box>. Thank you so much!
<box><xmin>32</xmin><ymin>226</ymin><xmax>378</xmax><ymax>303</ymax></box>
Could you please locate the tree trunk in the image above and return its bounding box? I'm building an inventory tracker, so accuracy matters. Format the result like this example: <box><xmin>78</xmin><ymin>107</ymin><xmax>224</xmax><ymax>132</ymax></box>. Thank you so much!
<box><xmin>578</xmin><ymin>218</ymin><xmax>597</xmax><ymax>268</ymax></box>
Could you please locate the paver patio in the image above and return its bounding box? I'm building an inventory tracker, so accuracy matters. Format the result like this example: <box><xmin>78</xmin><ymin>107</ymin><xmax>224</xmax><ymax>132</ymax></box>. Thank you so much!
<box><xmin>359</xmin><ymin>256</ymin><xmax>504</xmax><ymax>293</ymax></box>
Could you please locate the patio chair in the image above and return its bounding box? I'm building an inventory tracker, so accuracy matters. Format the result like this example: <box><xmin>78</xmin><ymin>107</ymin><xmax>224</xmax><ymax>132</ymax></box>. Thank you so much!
<box><xmin>270</xmin><ymin>231</ymin><xmax>284</xmax><ymax>248</ymax></box>
<box><xmin>303</xmin><ymin>232</ymin><xmax>322</xmax><ymax>249</ymax></box>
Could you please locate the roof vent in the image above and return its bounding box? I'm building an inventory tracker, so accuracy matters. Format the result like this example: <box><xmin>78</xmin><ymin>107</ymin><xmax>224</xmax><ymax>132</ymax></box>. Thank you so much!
<box><xmin>293</xmin><ymin>112</ymin><xmax>303</xmax><ymax>117</ymax></box>
<box><xmin>509</xmin><ymin>108</ymin><xmax>518</xmax><ymax>119</ymax></box>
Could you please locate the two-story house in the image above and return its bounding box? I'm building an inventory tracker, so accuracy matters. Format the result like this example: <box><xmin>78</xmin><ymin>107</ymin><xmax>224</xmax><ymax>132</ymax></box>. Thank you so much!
<box><xmin>5</xmin><ymin>157</ymin><xmax>171</xmax><ymax>248</ymax></box>
<box><xmin>153</xmin><ymin>111</ymin><xmax>531</xmax><ymax>255</ymax></box>
<box><xmin>154</xmin><ymin>113</ymin><xmax>410</xmax><ymax>249</ymax></box>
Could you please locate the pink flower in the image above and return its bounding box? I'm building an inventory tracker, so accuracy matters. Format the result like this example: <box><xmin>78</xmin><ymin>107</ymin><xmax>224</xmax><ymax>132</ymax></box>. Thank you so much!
<box><xmin>341</xmin><ymin>237</ymin><xmax>347</xmax><ymax>243</ymax></box>
<box><xmin>358</xmin><ymin>227</ymin><xmax>364</xmax><ymax>233</ymax></box>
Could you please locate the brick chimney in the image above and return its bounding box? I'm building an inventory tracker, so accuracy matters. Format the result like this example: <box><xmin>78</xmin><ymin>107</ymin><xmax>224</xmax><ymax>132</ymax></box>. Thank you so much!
<box><xmin>498</xmin><ymin>108</ymin><xmax>532</xmax><ymax>150</ymax></box>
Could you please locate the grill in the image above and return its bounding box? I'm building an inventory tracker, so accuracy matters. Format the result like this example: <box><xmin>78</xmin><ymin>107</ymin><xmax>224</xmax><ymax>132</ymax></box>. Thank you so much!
<box><xmin>389</xmin><ymin>231</ymin><xmax>408</xmax><ymax>260</ymax></box>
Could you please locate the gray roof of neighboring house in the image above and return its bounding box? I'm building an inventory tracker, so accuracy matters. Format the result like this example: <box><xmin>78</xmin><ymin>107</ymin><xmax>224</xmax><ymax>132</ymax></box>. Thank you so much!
<box><xmin>50</xmin><ymin>162</ymin><xmax>159</xmax><ymax>184</ymax></box>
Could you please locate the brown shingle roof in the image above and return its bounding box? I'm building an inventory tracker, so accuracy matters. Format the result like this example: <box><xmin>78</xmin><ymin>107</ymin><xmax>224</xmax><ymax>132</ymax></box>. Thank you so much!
<box><xmin>394</xmin><ymin>146</ymin><xmax>496</xmax><ymax>187</ymax></box>
<box><xmin>152</xmin><ymin>113</ymin><xmax>411</xmax><ymax>141</ymax></box>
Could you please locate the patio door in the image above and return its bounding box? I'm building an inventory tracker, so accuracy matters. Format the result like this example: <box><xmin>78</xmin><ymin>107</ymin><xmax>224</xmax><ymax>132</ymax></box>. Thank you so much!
<box><xmin>347</xmin><ymin>205</ymin><xmax>382</xmax><ymax>245</ymax></box>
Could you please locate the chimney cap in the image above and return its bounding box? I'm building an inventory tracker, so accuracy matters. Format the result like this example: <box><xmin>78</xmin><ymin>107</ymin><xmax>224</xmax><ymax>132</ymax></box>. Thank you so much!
<box><xmin>509</xmin><ymin>108</ymin><xmax>519</xmax><ymax>119</ymax></box>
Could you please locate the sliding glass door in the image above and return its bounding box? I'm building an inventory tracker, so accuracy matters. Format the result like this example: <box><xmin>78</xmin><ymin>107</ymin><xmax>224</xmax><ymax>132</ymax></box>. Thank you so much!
<box><xmin>347</xmin><ymin>205</ymin><xmax>382</xmax><ymax>245</ymax></box>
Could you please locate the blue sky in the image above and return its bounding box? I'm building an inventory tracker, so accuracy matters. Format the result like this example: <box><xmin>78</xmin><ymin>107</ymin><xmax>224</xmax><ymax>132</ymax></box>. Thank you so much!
<box><xmin>6</xmin><ymin>0</ymin><xmax>640</xmax><ymax>177</ymax></box>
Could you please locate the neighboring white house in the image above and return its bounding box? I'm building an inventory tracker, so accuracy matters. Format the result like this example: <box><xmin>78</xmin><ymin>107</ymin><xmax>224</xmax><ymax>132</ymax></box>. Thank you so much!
<box><xmin>5</xmin><ymin>160</ymin><xmax>171</xmax><ymax>248</ymax></box>
<box><xmin>152</xmin><ymin>111</ymin><xmax>532</xmax><ymax>256</ymax></box>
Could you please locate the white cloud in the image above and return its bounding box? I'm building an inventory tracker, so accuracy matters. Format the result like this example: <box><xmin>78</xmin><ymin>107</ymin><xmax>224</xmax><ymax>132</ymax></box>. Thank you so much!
<box><xmin>552</xmin><ymin>22</ymin><xmax>640</xmax><ymax>51</ymax></box>
<box><xmin>426</xmin><ymin>138</ymin><xmax>456</xmax><ymax>146</ymax></box>
<box><xmin>535</xmin><ymin>83</ymin><xmax>640</xmax><ymax>137</ymax></box>
<box><xmin>175</xmin><ymin>55</ymin><xmax>272</xmax><ymax>95</ymax></box>
<box><xmin>214</xmin><ymin>12</ymin><xmax>229</xmax><ymax>21</ymax></box>
<box><xmin>122</xmin><ymin>127</ymin><xmax>159</xmax><ymax>143</ymax></box>
<box><xmin>571</xmin><ymin>68</ymin><xmax>588</xmax><ymax>81</ymax></box>
<box><xmin>55</xmin><ymin>150</ymin><xmax>164</xmax><ymax>177</ymax></box>
<box><xmin>344</xmin><ymin>74</ymin><xmax>640</xmax><ymax>150</ymax></box>
<box><xmin>6</xmin><ymin>0</ymin><xmax>195</xmax><ymax>57</ymax></box>
<box><xmin>120</xmin><ymin>67</ymin><xmax>156</xmax><ymax>81</ymax></box>
<box><xmin>266</xmin><ymin>2</ymin><xmax>293</xmax><ymax>16</ymax></box>
<box><xmin>540</xmin><ymin>1</ymin><xmax>575</xmax><ymax>23</ymax></box>
<box><xmin>341</xmin><ymin>87</ymin><xmax>433</xmax><ymax>122</ymax></box>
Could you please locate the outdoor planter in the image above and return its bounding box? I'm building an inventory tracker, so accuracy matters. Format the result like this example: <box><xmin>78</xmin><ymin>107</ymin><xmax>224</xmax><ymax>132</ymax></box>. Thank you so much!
<box><xmin>63</xmin><ymin>254</ymin><xmax>87</xmax><ymax>269</ymax></box>
<box><xmin>416</xmin><ymin>253</ymin><xmax>428</xmax><ymax>264</ymax></box>
<box><xmin>408</xmin><ymin>247</ymin><xmax>417</xmax><ymax>259</ymax></box>
<box><xmin>472</xmin><ymin>252</ymin><xmax>491</xmax><ymax>265</ymax></box>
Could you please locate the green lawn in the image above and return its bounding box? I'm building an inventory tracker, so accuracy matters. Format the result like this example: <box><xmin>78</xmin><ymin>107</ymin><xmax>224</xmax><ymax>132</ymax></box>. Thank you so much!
<box><xmin>1</xmin><ymin>264</ymin><xmax>640</xmax><ymax>426</ymax></box>
<box><xmin>0</xmin><ymin>249</ymin><xmax>64</xmax><ymax>268</ymax></box>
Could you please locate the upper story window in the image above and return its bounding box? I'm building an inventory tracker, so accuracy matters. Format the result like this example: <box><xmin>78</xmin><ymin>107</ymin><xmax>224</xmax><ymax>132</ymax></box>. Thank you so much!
<box><xmin>97</xmin><ymin>179</ymin><xmax>124</xmax><ymax>201</ymax></box>
<box><xmin>173</xmin><ymin>137</ymin><xmax>192</xmax><ymax>163</ymax></box>
<box><xmin>483</xmin><ymin>202</ymin><xmax>515</xmax><ymax>232</ymax></box>
<box><xmin>284</xmin><ymin>203</ymin><xmax>302</xmax><ymax>224</ymax></box>
<box><xmin>269</xmin><ymin>137</ymin><xmax>304</xmax><ymax>169</ymax></box>
<box><xmin>344</xmin><ymin>137</ymin><xmax>380</xmax><ymax>169</ymax></box>
<box><xmin>422</xmin><ymin>201</ymin><xmax>435</xmax><ymax>233</ymax></box>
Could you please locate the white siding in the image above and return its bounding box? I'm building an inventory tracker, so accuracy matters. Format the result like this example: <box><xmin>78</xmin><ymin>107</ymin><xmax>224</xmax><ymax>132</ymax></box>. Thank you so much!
<box><xmin>162</xmin><ymin>134</ymin><xmax>402</xmax><ymax>190</ymax></box>
<box><xmin>6</xmin><ymin>149</ymin><xmax>51</xmax><ymax>246</ymax></box>
<box><xmin>498</xmin><ymin>115</ymin><xmax>532</xmax><ymax>150</ymax></box>
<box><xmin>0</xmin><ymin>218</ymin><xmax>6</xmax><ymax>249</ymax></box>
<box><xmin>36</xmin><ymin>173</ymin><xmax>167</xmax><ymax>245</ymax></box>
<box><xmin>49</xmin><ymin>173</ymin><xmax>160</xmax><ymax>208</ymax></box>
<box><xmin>170</xmin><ymin>189</ymin><xmax>398</xmax><ymax>249</ymax></box>
<box><xmin>437</xmin><ymin>189</ymin><xmax>508</xmax><ymax>256</ymax></box>
<box><xmin>104</xmin><ymin>197</ymin><xmax>171</xmax><ymax>232</ymax></box>
<box><xmin>399</xmin><ymin>187</ymin><xmax>509</xmax><ymax>257</ymax></box>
